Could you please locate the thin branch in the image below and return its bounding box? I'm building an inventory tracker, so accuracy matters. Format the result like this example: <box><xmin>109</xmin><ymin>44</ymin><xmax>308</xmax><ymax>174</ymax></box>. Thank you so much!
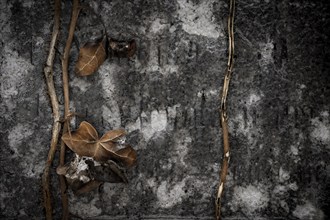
<box><xmin>59</xmin><ymin>0</ymin><xmax>81</xmax><ymax>219</ymax></box>
<box><xmin>62</xmin><ymin>0</ymin><xmax>80</xmax><ymax>118</ymax></box>
<box><xmin>42</xmin><ymin>0</ymin><xmax>61</xmax><ymax>219</ymax></box>
<box><xmin>216</xmin><ymin>0</ymin><xmax>235</xmax><ymax>219</ymax></box>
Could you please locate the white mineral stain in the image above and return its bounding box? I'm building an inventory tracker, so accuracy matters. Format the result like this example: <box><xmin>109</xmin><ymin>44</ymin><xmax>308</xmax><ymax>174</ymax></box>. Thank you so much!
<box><xmin>20</xmin><ymin>159</ymin><xmax>45</xmax><ymax>178</ymax></box>
<box><xmin>167</xmin><ymin>104</ymin><xmax>180</xmax><ymax>119</ymax></box>
<box><xmin>127</xmin><ymin>106</ymin><xmax>180</xmax><ymax>142</ymax></box>
<box><xmin>230</xmin><ymin>92</ymin><xmax>263</xmax><ymax>146</ymax></box>
<box><xmin>142</xmin><ymin>41</ymin><xmax>179</xmax><ymax>75</ymax></box>
<box><xmin>177</xmin><ymin>0</ymin><xmax>221</xmax><ymax>38</ymax></box>
<box><xmin>173</xmin><ymin>131</ymin><xmax>191</xmax><ymax>167</ymax></box>
<box><xmin>231</xmin><ymin>184</ymin><xmax>269</xmax><ymax>213</ymax></box>
<box><xmin>280</xmin><ymin>200</ymin><xmax>290</xmax><ymax>213</ymax></box>
<box><xmin>151</xmin><ymin>110</ymin><xmax>167</xmax><ymax>131</ymax></box>
<box><xmin>0</xmin><ymin>46</ymin><xmax>34</xmax><ymax>113</ymax></box>
<box><xmin>290</xmin><ymin>145</ymin><xmax>299</xmax><ymax>156</ymax></box>
<box><xmin>259</xmin><ymin>40</ymin><xmax>274</xmax><ymax>66</ymax></box>
<box><xmin>150</xmin><ymin>18</ymin><xmax>169</xmax><ymax>34</ymax></box>
<box><xmin>246</xmin><ymin>93</ymin><xmax>262</xmax><ymax>107</ymax></box>
<box><xmin>126</xmin><ymin>117</ymin><xmax>142</xmax><ymax>132</ymax></box>
<box><xmin>139</xmin><ymin>110</ymin><xmax>168</xmax><ymax>141</ymax></box>
<box><xmin>35</xmin><ymin>36</ymin><xmax>44</xmax><ymax>47</ymax></box>
<box><xmin>8</xmin><ymin>124</ymin><xmax>34</xmax><ymax>156</ymax></box>
<box><xmin>70</xmin><ymin>197</ymin><xmax>102</xmax><ymax>218</ymax></box>
<box><xmin>22</xmin><ymin>1</ymin><xmax>33</xmax><ymax>8</ymax></box>
<box><xmin>288</xmin><ymin>182</ymin><xmax>298</xmax><ymax>191</ymax></box>
<box><xmin>99</xmin><ymin>63</ymin><xmax>121</xmax><ymax>128</ymax></box>
<box><xmin>147</xmin><ymin>177</ymin><xmax>157</xmax><ymax>188</ymax></box>
<box><xmin>231</xmin><ymin>113</ymin><xmax>254</xmax><ymax>146</ymax></box>
<box><xmin>273</xmin><ymin>185</ymin><xmax>287</xmax><ymax>196</ymax></box>
<box><xmin>156</xmin><ymin>179</ymin><xmax>186</xmax><ymax>208</ymax></box>
<box><xmin>310</xmin><ymin>111</ymin><xmax>330</xmax><ymax>147</ymax></box>
<box><xmin>197</xmin><ymin>89</ymin><xmax>219</xmax><ymax>98</ymax></box>
<box><xmin>71</xmin><ymin>77</ymin><xmax>92</xmax><ymax>92</ymax></box>
<box><xmin>279</xmin><ymin>167</ymin><xmax>290</xmax><ymax>182</ymax></box>
<box><xmin>293</xmin><ymin>201</ymin><xmax>324</xmax><ymax>220</ymax></box>
<box><xmin>102</xmin><ymin>105</ymin><xmax>121</xmax><ymax>128</ymax></box>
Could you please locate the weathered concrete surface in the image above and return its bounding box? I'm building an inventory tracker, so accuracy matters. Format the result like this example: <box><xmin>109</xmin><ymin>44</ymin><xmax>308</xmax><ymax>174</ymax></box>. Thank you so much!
<box><xmin>1</xmin><ymin>0</ymin><xmax>329</xmax><ymax>219</ymax></box>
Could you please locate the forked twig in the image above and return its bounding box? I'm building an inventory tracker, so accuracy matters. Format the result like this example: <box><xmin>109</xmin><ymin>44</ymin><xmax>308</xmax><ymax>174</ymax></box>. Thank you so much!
<box><xmin>216</xmin><ymin>0</ymin><xmax>235</xmax><ymax>219</ymax></box>
<box><xmin>59</xmin><ymin>0</ymin><xmax>81</xmax><ymax>219</ymax></box>
<box><xmin>42</xmin><ymin>0</ymin><xmax>61</xmax><ymax>219</ymax></box>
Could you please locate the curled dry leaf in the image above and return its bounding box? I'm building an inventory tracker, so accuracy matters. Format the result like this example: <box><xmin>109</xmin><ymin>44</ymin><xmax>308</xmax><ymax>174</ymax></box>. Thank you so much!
<box><xmin>75</xmin><ymin>180</ymin><xmax>102</xmax><ymax>196</ymax></box>
<box><xmin>86</xmin><ymin>159</ymin><xmax>129</xmax><ymax>184</ymax></box>
<box><xmin>57</xmin><ymin>155</ymin><xmax>129</xmax><ymax>195</ymax></box>
<box><xmin>62</xmin><ymin>121</ymin><xmax>137</xmax><ymax>166</ymax></box>
<box><xmin>109</xmin><ymin>38</ymin><xmax>136</xmax><ymax>58</ymax></box>
<box><xmin>75</xmin><ymin>36</ymin><xmax>107</xmax><ymax>76</ymax></box>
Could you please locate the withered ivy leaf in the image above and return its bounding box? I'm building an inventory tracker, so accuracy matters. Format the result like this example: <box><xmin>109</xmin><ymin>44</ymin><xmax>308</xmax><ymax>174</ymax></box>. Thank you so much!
<box><xmin>109</xmin><ymin>38</ymin><xmax>136</xmax><ymax>58</ymax></box>
<box><xmin>57</xmin><ymin>156</ymin><xmax>129</xmax><ymax>195</ymax></box>
<box><xmin>62</xmin><ymin>121</ymin><xmax>137</xmax><ymax>166</ymax></box>
<box><xmin>75</xmin><ymin>36</ymin><xmax>107</xmax><ymax>76</ymax></box>
<box><xmin>86</xmin><ymin>159</ymin><xmax>129</xmax><ymax>183</ymax></box>
<box><xmin>75</xmin><ymin>180</ymin><xmax>102</xmax><ymax>196</ymax></box>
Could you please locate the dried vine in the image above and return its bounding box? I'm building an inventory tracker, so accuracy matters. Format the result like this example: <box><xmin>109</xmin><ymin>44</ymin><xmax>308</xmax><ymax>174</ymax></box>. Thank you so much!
<box><xmin>215</xmin><ymin>0</ymin><xmax>235</xmax><ymax>219</ymax></box>
<box><xmin>59</xmin><ymin>0</ymin><xmax>81</xmax><ymax>219</ymax></box>
<box><xmin>42</xmin><ymin>0</ymin><xmax>61</xmax><ymax>219</ymax></box>
<box><xmin>41</xmin><ymin>0</ymin><xmax>139</xmax><ymax>219</ymax></box>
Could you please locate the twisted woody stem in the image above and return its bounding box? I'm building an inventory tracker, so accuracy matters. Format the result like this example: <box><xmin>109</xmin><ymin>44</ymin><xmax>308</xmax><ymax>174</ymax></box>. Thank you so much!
<box><xmin>42</xmin><ymin>0</ymin><xmax>61</xmax><ymax>219</ymax></box>
<box><xmin>216</xmin><ymin>0</ymin><xmax>235</xmax><ymax>219</ymax></box>
<box><xmin>59</xmin><ymin>0</ymin><xmax>81</xmax><ymax>219</ymax></box>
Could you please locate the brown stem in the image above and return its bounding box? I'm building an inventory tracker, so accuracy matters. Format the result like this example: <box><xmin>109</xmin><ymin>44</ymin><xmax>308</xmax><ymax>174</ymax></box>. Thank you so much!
<box><xmin>216</xmin><ymin>0</ymin><xmax>235</xmax><ymax>219</ymax></box>
<box><xmin>42</xmin><ymin>0</ymin><xmax>61</xmax><ymax>219</ymax></box>
<box><xmin>59</xmin><ymin>0</ymin><xmax>80</xmax><ymax>219</ymax></box>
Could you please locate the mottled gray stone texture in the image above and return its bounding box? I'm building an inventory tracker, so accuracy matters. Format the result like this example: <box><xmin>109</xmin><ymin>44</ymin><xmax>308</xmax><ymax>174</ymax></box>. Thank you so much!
<box><xmin>1</xmin><ymin>0</ymin><xmax>329</xmax><ymax>219</ymax></box>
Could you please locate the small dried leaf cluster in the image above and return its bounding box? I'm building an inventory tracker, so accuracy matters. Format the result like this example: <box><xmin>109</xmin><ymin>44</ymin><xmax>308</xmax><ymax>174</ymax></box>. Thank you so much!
<box><xmin>59</xmin><ymin>121</ymin><xmax>137</xmax><ymax>194</ymax></box>
<box><xmin>75</xmin><ymin>36</ymin><xmax>136</xmax><ymax>76</ymax></box>
<box><xmin>57</xmin><ymin>155</ymin><xmax>130</xmax><ymax>195</ymax></box>
<box><xmin>62</xmin><ymin>121</ymin><xmax>136</xmax><ymax>166</ymax></box>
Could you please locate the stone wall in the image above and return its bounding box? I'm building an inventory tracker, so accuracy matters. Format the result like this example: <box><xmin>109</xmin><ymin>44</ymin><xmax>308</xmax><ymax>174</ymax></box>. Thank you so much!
<box><xmin>1</xmin><ymin>0</ymin><xmax>329</xmax><ymax>219</ymax></box>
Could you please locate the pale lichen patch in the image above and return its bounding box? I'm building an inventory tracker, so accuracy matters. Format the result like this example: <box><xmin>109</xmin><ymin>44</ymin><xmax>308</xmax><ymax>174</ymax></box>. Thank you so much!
<box><xmin>230</xmin><ymin>184</ymin><xmax>270</xmax><ymax>214</ymax></box>
<box><xmin>99</xmin><ymin>63</ymin><xmax>122</xmax><ymax>128</ymax></box>
<box><xmin>177</xmin><ymin>0</ymin><xmax>221</xmax><ymax>38</ymax></box>
<box><xmin>8</xmin><ymin>124</ymin><xmax>34</xmax><ymax>156</ymax></box>
<box><xmin>279</xmin><ymin>167</ymin><xmax>290</xmax><ymax>183</ymax></box>
<box><xmin>70</xmin><ymin>197</ymin><xmax>102</xmax><ymax>218</ymax></box>
<box><xmin>173</xmin><ymin>135</ymin><xmax>191</xmax><ymax>167</ymax></box>
<box><xmin>310</xmin><ymin>111</ymin><xmax>330</xmax><ymax>147</ymax></box>
<box><xmin>258</xmin><ymin>40</ymin><xmax>274</xmax><ymax>66</ymax></box>
<box><xmin>0</xmin><ymin>46</ymin><xmax>34</xmax><ymax>113</ymax></box>
<box><xmin>293</xmin><ymin>202</ymin><xmax>324</xmax><ymax>220</ymax></box>
<box><xmin>149</xmin><ymin>18</ymin><xmax>169</xmax><ymax>34</ymax></box>
<box><xmin>71</xmin><ymin>77</ymin><xmax>92</xmax><ymax>92</ymax></box>
<box><xmin>156</xmin><ymin>179</ymin><xmax>186</xmax><ymax>208</ymax></box>
<box><xmin>139</xmin><ymin>110</ymin><xmax>168</xmax><ymax>141</ymax></box>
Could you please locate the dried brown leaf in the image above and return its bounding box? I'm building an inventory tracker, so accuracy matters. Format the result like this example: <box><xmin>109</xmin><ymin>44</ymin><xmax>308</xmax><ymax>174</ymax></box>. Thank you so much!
<box><xmin>116</xmin><ymin>146</ymin><xmax>137</xmax><ymax>167</ymax></box>
<box><xmin>100</xmin><ymin>129</ymin><xmax>126</xmax><ymax>142</ymax></box>
<box><xmin>62</xmin><ymin>121</ymin><xmax>137</xmax><ymax>166</ymax></box>
<box><xmin>75</xmin><ymin>180</ymin><xmax>102</xmax><ymax>196</ymax></box>
<box><xmin>62</xmin><ymin>121</ymin><xmax>98</xmax><ymax>158</ymax></box>
<box><xmin>88</xmin><ymin>159</ymin><xmax>129</xmax><ymax>183</ymax></box>
<box><xmin>75</xmin><ymin>36</ymin><xmax>107</xmax><ymax>76</ymax></box>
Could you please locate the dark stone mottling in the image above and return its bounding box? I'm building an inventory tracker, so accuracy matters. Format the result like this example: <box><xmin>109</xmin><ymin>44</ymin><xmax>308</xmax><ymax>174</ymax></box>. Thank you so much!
<box><xmin>1</xmin><ymin>0</ymin><xmax>329</xmax><ymax>219</ymax></box>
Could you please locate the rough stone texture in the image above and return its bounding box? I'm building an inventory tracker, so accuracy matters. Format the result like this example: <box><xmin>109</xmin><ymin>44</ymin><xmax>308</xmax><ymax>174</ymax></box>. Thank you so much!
<box><xmin>1</xmin><ymin>0</ymin><xmax>329</xmax><ymax>219</ymax></box>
